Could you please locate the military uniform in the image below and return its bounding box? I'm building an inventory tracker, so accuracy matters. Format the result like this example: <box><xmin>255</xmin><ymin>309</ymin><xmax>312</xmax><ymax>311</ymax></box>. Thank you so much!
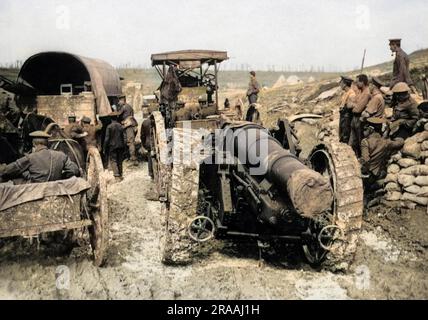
<box><xmin>361</xmin><ymin>132</ymin><xmax>403</xmax><ymax>178</ymax></box>
<box><xmin>390</xmin><ymin>47</ymin><xmax>413</xmax><ymax>88</ymax></box>
<box><xmin>363</xmin><ymin>87</ymin><xmax>385</xmax><ymax>120</ymax></box>
<box><xmin>339</xmin><ymin>76</ymin><xmax>357</xmax><ymax>143</ymax></box>
<box><xmin>140</xmin><ymin>118</ymin><xmax>153</xmax><ymax>178</ymax></box>
<box><xmin>103</xmin><ymin>116</ymin><xmax>126</xmax><ymax>178</ymax></box>
<box><xmin>64</xmin><ymin>122</ymin><xmax>85</xmax><ymax>140</ymax></box>
<box><xmin>0</xmin><ymin>131</ymin><xmax>79</xmax><ymax>183</ymax></box>
<box><xmin>81</xmin><ymin>117</ymin><xmax>102</xmax><ymax>149</ymax></box>
<box><xmin>389</xmin><ymin>83</ymin><xmax>420</xmax><ymax>140</ymax></box>
<box><xmin>349</xmin><ymin>86</ymin><xmax>371</xmax><ymax>156</ymax></box>
<box><xmin>247</xmin><ymin>72</ymin><xmax>261</xmax><ymax>104</ymax></box>
<box><xmin>118</xmin><ymin>102</ymin><xmax>138</xmax><ymax>162</ymax></box>
<box><xmin>390</xmin><ymin>99</ymin><xmax>420</xmax><ymax>139</ymax></box>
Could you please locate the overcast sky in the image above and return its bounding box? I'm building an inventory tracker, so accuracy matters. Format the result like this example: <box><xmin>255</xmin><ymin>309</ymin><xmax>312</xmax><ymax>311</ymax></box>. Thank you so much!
<box><xmin>0</xmin><ymin>0</ymin><xmax>427</xmax><ymax>71</ymax></box>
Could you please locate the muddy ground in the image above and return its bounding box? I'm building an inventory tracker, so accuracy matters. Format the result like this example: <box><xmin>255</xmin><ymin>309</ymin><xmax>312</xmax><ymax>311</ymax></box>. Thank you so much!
<box><xmin>0</xmin><ymin>161</ymin><xmax>427</xmax><ymax>300</ymax></box>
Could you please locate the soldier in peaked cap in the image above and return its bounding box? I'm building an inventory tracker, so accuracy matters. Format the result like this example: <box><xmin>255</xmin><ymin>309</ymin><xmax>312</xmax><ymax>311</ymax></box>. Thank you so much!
<box><xmin>0</xmin><ymin>131</ymin><xmax>79</xmax><ymax>183</ymax></box>
<box><xmin>339</xmin><ymin>75</ymin><xmax>357</xmax><ymax>143</ymax></box>
<box><xmin>360</xmin><ymin>118</ymin><xmax>403</xmax><ymax>183</ymax></box>
<box><xmin>389</xmin><ymin>38</ymin><xmax>414</xmax><ymax>89</ymax></box>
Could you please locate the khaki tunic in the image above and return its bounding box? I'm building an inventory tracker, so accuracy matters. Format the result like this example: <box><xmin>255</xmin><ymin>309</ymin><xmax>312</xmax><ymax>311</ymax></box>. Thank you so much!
<box><xmin>391</xmin><ymin>48</ymin><xmax>413</xmax><ymax>88</ymax></box>
<box><xmin>364</xmin><ymin>87</ymin><xmax>385</xmax><ymax>118</ymax></box>
<box><xmin>350</xmin><ymin>87</ymin><xmax>371</xmax><ymax>114</ymax></box>
<box><xmin>361</xmin><ymin>132</ymin><xmax>403</xmax><ymax>177</ymax></box>
<box><xmin>82</xmin><ymin>122</ymin><xmax>102</xmax><ymax>148</ymax></box>
<box><xmin>64</xmin><ymin>123</ymin><xmax>84</xmax><ymax>139</ymax></box>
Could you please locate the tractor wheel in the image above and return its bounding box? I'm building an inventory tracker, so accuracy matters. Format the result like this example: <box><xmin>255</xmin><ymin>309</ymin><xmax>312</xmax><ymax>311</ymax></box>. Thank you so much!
<box><xmin>86</xmin><ymin>147</ymin><xmax>109</xmax><ymax>267</ymax></box>
<box><xmin>150</xmin><ymin>111</ymin><xmax>169</xmax><ymax>200</ymax></box>
<box><xmin>307</xmin><ymin>141</ymin><xmax>364</xmax><ymax>270</ymax></box>
<box><xmin>160</xmin><ymin>128</ymin><xmax>206</xmax><ymax>265</ymax></box>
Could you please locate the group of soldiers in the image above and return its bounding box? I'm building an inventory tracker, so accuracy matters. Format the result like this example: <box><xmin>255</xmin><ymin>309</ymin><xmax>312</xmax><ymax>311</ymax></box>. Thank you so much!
<box><xmin>65</xmin><ymin>94</ymin><xmax>139</xmax><ymax>181</ymax></box>
<box><xmin>0</xmin><ymin>95</ymin><xmax>138</xmax><ymax>184</ymax></box>
<box><xmin>339</xmin><ymin>38</ymin><xmax>425</xmax><ymax>187</ymax></box>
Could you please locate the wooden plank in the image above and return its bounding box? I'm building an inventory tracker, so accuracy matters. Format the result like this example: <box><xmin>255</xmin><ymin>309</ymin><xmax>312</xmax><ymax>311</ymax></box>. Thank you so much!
<box><xmin>0</xmin><ymin>219</ymin><xmax>93</xmax><ymax>238</ymax></box>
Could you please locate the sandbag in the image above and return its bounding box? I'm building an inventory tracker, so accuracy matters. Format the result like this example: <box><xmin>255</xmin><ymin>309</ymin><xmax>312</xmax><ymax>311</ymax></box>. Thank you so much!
<box><xmin>385</xmin><ymin>182</ymin><xmax>400</xmax><ymax>192</ymax></box>
<box><xmin>404</xmin><ymin>185</ymin><xmax>421</xmax><ymax>194</ymax></box>
<box><xmin>385</xmin><ymin>173</ymin><xmax>398</xmax><ymax>183</ymax></box>
<box><xmin>390</xmin><ymin>152</ymin><xmax>402</xmax><ymax>163</ymax></box>
<box><xmin>385</xmin><ymin>191</ymin><xmax>401</xmax><ymax>201</ymax></box>
<box><xmin>421</xmin><ymin>141</ymin><xmax>428</xmax><ymax>151</ymax></box>
<box><xmin>420</xmin><ymin>151</ymin><xmax>428</xmax><ymax>159</ymax></box>
<box><xmin>400</xmin><ymin>165</ymin><xmax>428</xmax><ymax>176</ymax></box>
<box><xmin>387</xmin><ymin>164</ymin><xmax>400</xmax><ymax>174</ymax></box>
<box><xmin>401</xmin><ymin>192</ymin><xmax>428</xmax><ymax>206</ymax></box>
<box><xmin>398</xmin><ymin>174</ymin><xmax>416</xmax><ymax>187</ymax></box>
<box><xmin>398</xmin><ymin>158</ymin><xmax>419</xmax><ymax>168</ymax></box>
<box><xmin>401</xmin><ymin>132</ymin><xmax>428</xmax><ymax>159</ymax></box>
<box><xmin>414</xmin><ymin>176</ymin><xmax>428</xmax><ymax>186</ymax></box>
<box><xmin>416</xmin><ymin>186</ymin><xmax>428</xmax><ymax>197</ymax></box>
<box><xmin>400</xmin><ymin>201</ymin><xmax>417</xmax><ymax>210</ymax></box>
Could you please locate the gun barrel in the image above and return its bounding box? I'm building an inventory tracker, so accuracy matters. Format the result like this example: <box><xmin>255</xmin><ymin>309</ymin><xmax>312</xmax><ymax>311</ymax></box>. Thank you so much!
<box><xmin>222</xmin><ymin>122</ymin><xmax>333</xmax><ymax>217</ymax></box>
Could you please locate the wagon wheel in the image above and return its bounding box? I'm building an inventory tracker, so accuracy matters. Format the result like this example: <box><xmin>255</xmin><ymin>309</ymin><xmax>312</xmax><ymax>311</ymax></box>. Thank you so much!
<box><xmin>307</xmin><ymin>142</ymin><xmax>364</xmax><ymax>269</ymax></box>
<box><xmin>86</xmin><ymin>146</ymin><xmax>109</xmax><ymax>267</ymax></box>
<box><xmin>150</xmin><ymin>111</ymin><xmax>169</xmax><ymax>200</ymax></box>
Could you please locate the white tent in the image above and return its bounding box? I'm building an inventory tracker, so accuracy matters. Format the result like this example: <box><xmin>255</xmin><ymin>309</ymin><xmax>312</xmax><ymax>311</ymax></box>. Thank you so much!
<box><xmin>286</xmin><ymin>75</ymin><xmax>303</xmax><ymax>85</ymax></box>
<box><xmin>272</xmin><ymin>75</ymin><xmax>287</xmax><ymax>89</ymax></box>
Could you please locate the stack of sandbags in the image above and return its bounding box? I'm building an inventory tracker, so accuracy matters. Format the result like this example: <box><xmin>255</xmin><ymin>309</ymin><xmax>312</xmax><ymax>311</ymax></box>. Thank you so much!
<box><xmin>384</xmin><ymin>130</ymin><xmax>428</xmax><ymax>209</ymax></box>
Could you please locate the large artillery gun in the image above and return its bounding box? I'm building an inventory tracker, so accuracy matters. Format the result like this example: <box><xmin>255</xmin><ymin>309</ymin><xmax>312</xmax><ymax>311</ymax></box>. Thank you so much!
<box><xmin>148</xmin><ymin>50</ymin><xmax>364</xmax><ymax>269</ymax></box>
<box><xmin>151</xmin><ymin>117</ymin><xmax>363</xmax><ymax>268</ymax></box>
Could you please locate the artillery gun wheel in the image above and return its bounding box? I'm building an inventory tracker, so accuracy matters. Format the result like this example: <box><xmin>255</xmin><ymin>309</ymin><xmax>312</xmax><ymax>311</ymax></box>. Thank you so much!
<box><xmin>149</xmin><ymin>111</ymin><xmax>168</xmax><ymax>199</ymax></box>
<box><xmin>307</xmin><ymin>142</ymin><xmax>364</xmax><ymax>270</ymax></box>
<box><xmin>86</xmin><ymin>147</ymin><xmax>109</xmax><ymax>267</ymax></box>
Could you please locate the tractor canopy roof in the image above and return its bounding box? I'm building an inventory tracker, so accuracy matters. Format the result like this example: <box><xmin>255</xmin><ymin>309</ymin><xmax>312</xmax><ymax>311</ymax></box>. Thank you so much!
<box><xmin>151</xmin><ymin>50</ymin><xmax>228</xmax><ymax>69</ymax></box>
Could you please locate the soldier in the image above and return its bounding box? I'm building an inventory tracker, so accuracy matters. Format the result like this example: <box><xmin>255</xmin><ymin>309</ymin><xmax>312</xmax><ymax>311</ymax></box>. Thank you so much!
<box><xmin>63</xmin><ymin>115</ymin><xmax>87</xmax><ymax>140</ymax></box>
<box><xmin>339</xmin><ymin>75</ymin><xmax>357</xmax><ymax>143</ymax></box>
<box><xmin>361</xmin><ymin>118</ymin><xmax>404</xmax><ymax>181</ymax></box>
<box><xmin>81</xmin><ymin>116</ymin><xmax>103</xmax><ymax>151</ymax></box>
<box><xmin>389</xmin><ymin>39</ymin><xmax>414</xmax><ymax>90</ymax></box>
<box><xmin>0</xmin><ymin>131</ymin><xmax>79</xmax><ymax>183</ymax></box>
<box><xmin>117</xmin><ymin>95</ymin><xmax>138</xmax><ymax>165</ymax></box>
<box><xmin>245</xmin><ymin>103</ymin><xmax>263</xmax><ymax>125</ymax></box>
<box><xmin>103</xmin><ymin>112</ymin><xmax>126</xmax><ymax>182</ymax></box>
<box><xmin>348</xmin><ymin>74</ymin><xmax>371</xmax><ymax>156</ymax></box>
<box><xmin>414</xmin><ymin>101</ymin><xmax>428</xmax><ymax>133</ymax></box>
<box><xmin>389</xmin><ymin>82</ymin><xmax>419</xmax><ymax>140</ymax></box>
<box><xmin>247</xmin><ymin>71</ymin><xmax>261</xmax><ymax>104</ymax></box>
<box><xmin>361</xmin><ymin>77</ymin><xmax>386</xmax><ymax>121</ymax></box>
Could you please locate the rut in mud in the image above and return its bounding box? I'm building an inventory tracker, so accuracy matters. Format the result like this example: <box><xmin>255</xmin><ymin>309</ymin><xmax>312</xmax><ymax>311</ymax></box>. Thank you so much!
<box><xmin>0</xmin><ymin>163</ymin><xmax>427</xmax><ymax>299</ymax></box>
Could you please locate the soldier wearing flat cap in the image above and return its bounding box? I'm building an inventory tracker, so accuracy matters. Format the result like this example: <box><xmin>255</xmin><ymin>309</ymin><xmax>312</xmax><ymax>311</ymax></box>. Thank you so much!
<box><xmin>389</xmin><ymin>38</ymin><xmax>414</xmax><ymax>89</ymax></box>
<box><xmin>361</xmin><ymin>77</ymin><xmax>386</xmax><ymax>122</ymax></box>
<box><xmin>360</xmin><ymin>117</ymin><xmax>403</xmax><ymax>183</ymax></box>
<box><xmin>339</xmin><ymin>75</ymin><xmax>357</xmax><ymax>143</ymax></box>
<box><xmin>0</xmin><ymin>131</ymin><xmax>79</xmax><ymax>183</ymax></box>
